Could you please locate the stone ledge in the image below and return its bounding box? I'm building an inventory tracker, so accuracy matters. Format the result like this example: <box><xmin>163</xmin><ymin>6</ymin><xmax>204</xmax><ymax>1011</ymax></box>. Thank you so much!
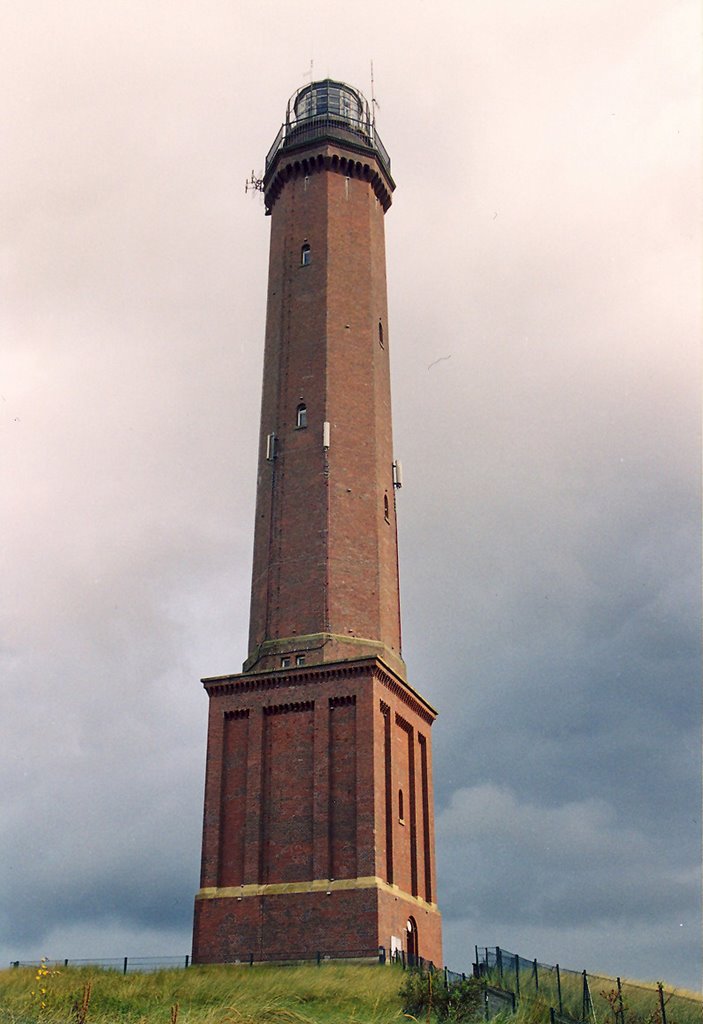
<box><xmin>195</xmin><ymin>875</ymin><xmax>439</xmax><ymax>913</ymax></box>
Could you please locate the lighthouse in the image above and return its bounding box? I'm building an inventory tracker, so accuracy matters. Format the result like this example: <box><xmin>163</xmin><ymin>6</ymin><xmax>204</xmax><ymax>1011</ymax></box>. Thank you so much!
<box><xmin>192</xmin><ymin>79</ymin><xmax>442</xmax><ymax>966</ymax></box>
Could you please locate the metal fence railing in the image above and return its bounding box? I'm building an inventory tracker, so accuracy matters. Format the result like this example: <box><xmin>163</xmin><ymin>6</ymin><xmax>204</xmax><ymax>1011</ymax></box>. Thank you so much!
<box><xmin>10</xmin><ymin>948</ymin><xmax>386</xmax><ymax>974</ymax></box>
<box><xmin>9</xmin><ymin>957</ymin><xmax>192</xmax><ymax>975</ymax></box>
<box><xmin>264</xmin><ymin>114</ymin><xmax>391</xmax><ymax>176</ymax></box>
<box><xmin>475</xmin><ymin>946</ymin><xmax>702</xmax><ymax>1024</ymax></box>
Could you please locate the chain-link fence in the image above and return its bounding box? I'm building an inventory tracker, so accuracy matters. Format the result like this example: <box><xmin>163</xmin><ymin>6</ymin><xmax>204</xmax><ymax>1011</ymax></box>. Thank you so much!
<box><xmin>475</xmin><ymin>946</ymin><xmax>701</xmax><ymax>1024</ymax></box>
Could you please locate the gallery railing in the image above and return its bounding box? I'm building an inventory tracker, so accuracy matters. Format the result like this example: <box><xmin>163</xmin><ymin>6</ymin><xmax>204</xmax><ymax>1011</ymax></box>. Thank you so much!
<box><xmin>265</xmin><ymin>114</ymin><xmax>391</xmax><ymax>177</ymax></box>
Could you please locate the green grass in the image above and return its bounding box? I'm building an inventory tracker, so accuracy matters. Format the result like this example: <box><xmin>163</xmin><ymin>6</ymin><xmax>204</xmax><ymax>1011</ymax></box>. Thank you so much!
<box><xmin>3</xmin><ymin>961</ymin><xmax>699</xmax><ymax>1024</ymax></box>
<box><xmin>0</xmin><ymin>962</ymin><xmax>411</xmax><ymax>1024</ymax></box>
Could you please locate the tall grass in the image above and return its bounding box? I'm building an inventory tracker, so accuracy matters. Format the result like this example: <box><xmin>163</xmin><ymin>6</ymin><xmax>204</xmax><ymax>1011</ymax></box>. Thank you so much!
<box><xmin>0</xmin><ymin>962</ymin><xmax>408</xmax><ymax>1024</ymax></box>
<box><xmin>4</xmin><ymin>959</ymin><xmax>698</xmax><ymax>1024</ymax></box>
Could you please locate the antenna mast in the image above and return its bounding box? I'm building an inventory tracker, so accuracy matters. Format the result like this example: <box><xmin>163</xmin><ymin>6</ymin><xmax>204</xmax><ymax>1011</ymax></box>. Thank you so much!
<box><xmin>370</xmin><ymin>59</ymin><xmax>380</xmax><ymax>127</ymax></box>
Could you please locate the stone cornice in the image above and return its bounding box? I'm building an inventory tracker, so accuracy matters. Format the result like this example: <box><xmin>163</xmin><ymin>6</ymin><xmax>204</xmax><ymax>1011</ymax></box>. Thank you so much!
<box><xmin>202</xmin><ymin>655</ymin><xmax>437</xmax><ymax>724</ymax></box>
<box><xmin>264</xmin><ymin>143</ymin><xmax>394</xmax><ymax>214</ymax></box>
<box><xmin>372</xmin><ymin>665</ymin><xmax>437</xmax><ymax>726</ymax></box>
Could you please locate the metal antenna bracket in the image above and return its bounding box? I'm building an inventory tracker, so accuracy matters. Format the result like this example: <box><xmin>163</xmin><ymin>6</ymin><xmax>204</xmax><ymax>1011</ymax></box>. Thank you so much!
<box><xmin>245</xmin><ymin>170</ymin><xmax>264</xmax><ymax>195</ymax></box>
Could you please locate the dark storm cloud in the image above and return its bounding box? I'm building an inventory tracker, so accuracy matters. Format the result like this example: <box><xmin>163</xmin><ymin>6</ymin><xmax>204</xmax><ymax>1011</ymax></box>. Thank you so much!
<box><xmin>437</xmin><ymin>784</ymin><xmax>695</xmax><ymax>927</ymax></box>
<box><xmin>2</xmin><ymin>0</ymin><xmax>699</xmax><ymax>990</ymax></box>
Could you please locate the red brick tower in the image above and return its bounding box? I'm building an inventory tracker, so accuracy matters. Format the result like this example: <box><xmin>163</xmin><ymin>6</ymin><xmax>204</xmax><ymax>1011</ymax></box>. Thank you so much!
<box><xmin>192</xmin><ymin>79</ymin><xmax>442</xmax><ymax>966</ymax></box>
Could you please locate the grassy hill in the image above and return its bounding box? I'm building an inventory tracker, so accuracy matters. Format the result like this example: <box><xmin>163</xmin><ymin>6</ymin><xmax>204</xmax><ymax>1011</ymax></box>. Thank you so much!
<box><xmin>0</xmin><ymin>962</ymin><xmax>407</xmax><ymax>1024</ymax></box>
<box><xmin>2</xmin><ymin>961</ymin><xmax>700</xmax><ymax>1024</ymax></box>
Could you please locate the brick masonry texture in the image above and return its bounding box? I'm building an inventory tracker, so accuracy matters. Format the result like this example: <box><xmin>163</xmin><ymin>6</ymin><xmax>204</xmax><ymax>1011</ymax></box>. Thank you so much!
<box><xmin>192</xmin><ymin>117</ymin><xmax>442</xmax><ymax>967</ymax></box>
<box><xmin>247</xmin><ymin>144</ymin><xmax>402</xmax><ymax>674</ymax></box>
<box><xmin>193</xmin><ymin>659</ymin><xmax>442</xmax><ymax>966</ymax></box>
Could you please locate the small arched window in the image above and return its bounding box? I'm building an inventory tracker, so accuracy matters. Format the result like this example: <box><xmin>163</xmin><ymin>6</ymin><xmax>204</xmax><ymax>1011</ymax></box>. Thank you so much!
<box><xmin>296</xmin><ymin>403</ymin><xmax>308</xmax><ymax>429</ymax></box>
<box><xmin>301</xmin><ymin>243</ymin><xmax>311</xmax><ymax>266</ymax></box>
<box><xmin>398</xmin><ymin>788</ymin><xmax>405</xmax><ymax>823</ymax></box>
<box><xmin>378</xmin><ymin>319</ymin><xmax>384</xmax><ymax>348</ymax></box>
<box><xmin>383</xmin><ymin>494</ymin><xmax>390</xmax><ymax>523</ymax></box>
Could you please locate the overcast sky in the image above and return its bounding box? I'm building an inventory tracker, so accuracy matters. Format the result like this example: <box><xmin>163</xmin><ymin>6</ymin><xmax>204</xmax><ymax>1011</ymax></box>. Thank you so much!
<box><xmin>2</xmin><ymin>0</ymin><xmax>700</xmax><ymax>991</ymax></box>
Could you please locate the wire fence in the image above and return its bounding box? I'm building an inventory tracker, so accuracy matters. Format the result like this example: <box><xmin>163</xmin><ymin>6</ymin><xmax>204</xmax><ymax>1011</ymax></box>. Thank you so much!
<box><xmin>9</xmin><ymin>957</ymin><xmax>192</xmax><ymax>975</ymax></box>
<box><xmin>475</xmin><ymin>946</ymin><xmax>702</xmax><ymax>1024</ymax></box>
<box><xmin>10</xmin><ymin>948</ymin><xmax>387</xmax><ymax>974</ymax></box>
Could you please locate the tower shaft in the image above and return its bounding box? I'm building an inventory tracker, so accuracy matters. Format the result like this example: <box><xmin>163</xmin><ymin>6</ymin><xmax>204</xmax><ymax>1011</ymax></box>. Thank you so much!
<box><xmin>247</xmin><ymin>150</ymin><xmax>402</xmax><ymax>675</ymax></box>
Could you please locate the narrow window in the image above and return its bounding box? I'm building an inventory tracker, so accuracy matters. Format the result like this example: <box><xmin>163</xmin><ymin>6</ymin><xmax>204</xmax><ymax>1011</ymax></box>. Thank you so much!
<box><xmin>384</xmin><ymin>494</ymin><xmax>390</xmax><ymax>523</ymax></box>
<box><xmin>398</xmin><ymin>788</ymin><xmax>405</xmax><ymax>824</ymax></box>
<box><xmin>296</xmin><ymin>403</ymin><xmax>308</xmax><ymax>429</ymax></box>
<box><xmin>378</xmin><ymin>319</ymin><xmax>384</xmax><ymax>348</ymax></box>
<box><xmin>301</xmin><ymin>243</ymin><xmax>311</xmax><ymax>266</ymax></box>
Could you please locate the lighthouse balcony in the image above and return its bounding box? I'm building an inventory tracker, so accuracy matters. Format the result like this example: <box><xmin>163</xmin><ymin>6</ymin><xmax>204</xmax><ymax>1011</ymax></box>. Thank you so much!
<box><xmin>265</xmin><ymin>114</ymin><xmax>390</xmax><ymax>178</ymax></box>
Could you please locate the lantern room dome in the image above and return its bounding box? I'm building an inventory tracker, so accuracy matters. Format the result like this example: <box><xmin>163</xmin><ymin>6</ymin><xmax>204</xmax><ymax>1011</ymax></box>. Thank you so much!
<box><xmin>291</xmin><ymin>79</ymin><xmax>367</xmax><ymax>126</ymax></box>
<box><xmin>264</xmin><ymin>77</ymin><xmax>392</xmax><ymax>184</ymax></box>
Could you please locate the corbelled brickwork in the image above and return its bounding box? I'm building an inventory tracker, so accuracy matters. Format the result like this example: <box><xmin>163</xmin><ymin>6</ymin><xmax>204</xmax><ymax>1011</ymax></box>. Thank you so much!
<box><xmin>193</xmin><ymin>80</ymin><xmax>442</xmax><ymax>967</ymax></box>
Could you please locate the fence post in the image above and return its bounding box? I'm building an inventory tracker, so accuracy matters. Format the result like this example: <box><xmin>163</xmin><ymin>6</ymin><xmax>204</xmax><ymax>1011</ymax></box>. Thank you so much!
<box><xmin>249</xmin><ymin>952</ymin><xmax>254</xmax><ymax>967</ymax></box>
<box><xmin>64</xmin><ymin>959</ymin><xmax>69</xmax><ymax>968</ymax></box>
<box><xmin>556</xmin><ymin>964</ymin><xmax>563</xmax><ymax>1014</ymax></box>
<box><xmin>444</xmin><ymin>966</ymin><xmax>449</xmax><ymax>990</ymax></box>
<box><xmin>582</xmin><ymin>971</ymin><xmax>590</xmax><ymax>1021</ymax></box>
<box><xmin>123</xmin><ymin>957</ymin><xmax>128</xmax><ymax>976</ymax></box>
<box><xmin>497</xmin><ymin>947</ymin><xmax>503</xmax><ymax>983</ymax></box>
<box><xmin>533</xmin><ymin>958</ymin><xmax>539</xmax><ymax>992</ymax></box>
<box><xmin>515</xmin><ymin>954</ymin><xmax>520</xmax><ymax>1000</ymax></box>
<box><xmin>550</xmin><ymin>1009</ymin><xmax>556</xmax><ymax>1024</ymax></box>
<box><xmin>658</xmin><ymin>983</ymin><xmax>667</xmax><ymax>1024</ymax></box>
<box><xmin>475</xmin><ymin>945</ymin><xmax>479</xmax><ymax>975</ymax></box>
<box><xmin>613</xmin><ymin>974</ymin><xmax>626</xmax><ymax>1024</ymax></box>
<box><xmin>378</xmin><ymin>945</ymin><xmax>386</xmax><ymax>965</ymax></box>
<box><xmin>401</xmin><ymin>949</ymin><xmax>406</xmax><ymax>970</ymax></box>
<box><xmin>185</xmin><ymin>955</ymin><xmax>190</xmax><ymax>969</ymax></box>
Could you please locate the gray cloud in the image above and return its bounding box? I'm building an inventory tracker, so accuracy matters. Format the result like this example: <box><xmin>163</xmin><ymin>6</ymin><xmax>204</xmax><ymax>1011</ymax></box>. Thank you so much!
<box><xmin>437</xmin><ymin>785</ymin><xmax>695</xmax><ymax>927</ymax></box>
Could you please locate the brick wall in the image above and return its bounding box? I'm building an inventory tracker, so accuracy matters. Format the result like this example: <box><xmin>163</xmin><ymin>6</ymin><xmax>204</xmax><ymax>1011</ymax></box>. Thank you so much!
<box><xmin>193</xmin><ymin>658</ymin><xmax>442</xmax><ymax>966</ymax></box>
<box><xmin>246</xmin><ymin>144</ymin><xmax>403</xmax><ymax>674</ymax></box>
